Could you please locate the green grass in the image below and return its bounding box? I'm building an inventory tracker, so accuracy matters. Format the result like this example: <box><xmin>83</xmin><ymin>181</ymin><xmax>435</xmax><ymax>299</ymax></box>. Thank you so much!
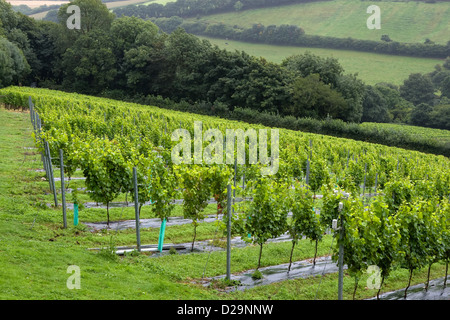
<box><xmin>0</xmin><ymin>108</ymin><xmax>208</xmax><ymax>299</ymax></box>
<box><xmin>0</xmin><ymin>107</ymin><xmax>447</xmax><ymax>300</ymax></box>
<box><xmin>192</xmin><ymin>0</ymin><xmax>450</xmax><ymax>44</ymax></box>
<box><xmin>228</xmin><ymin>261</ymin><xmax>448</xmax><ymax>300</ymax></box>
<box><xmin>199</xmin><ymin>35</ymin><xmax>442</xmax><ymax>85</ymax></box>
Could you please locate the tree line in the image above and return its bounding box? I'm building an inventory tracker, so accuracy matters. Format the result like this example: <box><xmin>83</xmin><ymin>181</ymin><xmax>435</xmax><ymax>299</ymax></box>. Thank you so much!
<box><xmin>151</xmin><ymin>18</ymin><xmax>450</xmax><ymax>59</ymax></box>
<box><xmin>112</xmin><ymin>0</ymin><xmax>328</xmax><ymax>19</ymax></box>
<box><xmin>0</xmin><ymin>0</ymin><xmax>449</xmax><ymax>133</ymax></box>
<box><xmin>12</xmin><ymin>4</ymin><xmax>61</xmax><ymax>16</ymax></box>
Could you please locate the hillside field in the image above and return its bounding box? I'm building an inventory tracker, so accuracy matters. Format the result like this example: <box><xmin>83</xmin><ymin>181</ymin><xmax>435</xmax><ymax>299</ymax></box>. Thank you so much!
<box><xmin>191</xmin><ymin>0</ymin><xmax>450</xmax><ymax>44</ymax></box>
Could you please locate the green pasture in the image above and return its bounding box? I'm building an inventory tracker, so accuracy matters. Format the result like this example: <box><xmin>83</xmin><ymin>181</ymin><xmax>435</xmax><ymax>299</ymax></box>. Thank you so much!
<box><xmin>192</xmin><ymin>0</ymin><xmax>450</xmax><ymax>44</ymax></box>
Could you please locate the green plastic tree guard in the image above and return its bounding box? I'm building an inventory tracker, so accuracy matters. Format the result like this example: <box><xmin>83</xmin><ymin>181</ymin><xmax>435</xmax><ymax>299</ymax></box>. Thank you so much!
<box><xmin>74</xmin><ymin>203</ymin><xmax>79</xmax><ymax>226</ymax></box>
<box><xmin>158</xmin><ymin>218</ymin><xmax>167</xmax><ymax>252</ymax></box>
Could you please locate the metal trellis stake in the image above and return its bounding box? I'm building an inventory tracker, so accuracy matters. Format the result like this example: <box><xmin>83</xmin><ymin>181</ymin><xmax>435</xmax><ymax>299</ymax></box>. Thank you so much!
<box><xmin>133</xmin><ymin>167</ymin><xmax>141</xmax><ymax>252</ymax></box>
<box><xmin>309</xmin><ymin>139</ymin><xmax>312</xmax><ymax>159</ymax></box>
<box><xmin>374</xmin><ymin>173</ymin><xmax>378</xmax><ymax>195</ymax></box>
<box><xmin>234</xmin><ymin>158</ymin><xmax>237</xmax><ymax>205</ymax></box>
<box><xmin>362</xmin><ymin>163</ymin><xmax>367</xmax><ymax>205</ymax></box>
<box><xmin>338</xmin><ymin>202</ymin><xmax>344</xmax><ymax>300</ymax></box>
<box><xmin>45</xmin><ymin>140</ymin><xmax>58</xmax><ymax>207</ymax></box>
<box><xmin>226</xmin><ymin>184</ymin><xmax>232</xmax><ymax>281</ymax></box>
<box><xmin>59</xmin><ymin>149</ymin><xmax>67</xmax><ymax>228</ymax></box>
<box><xmin>306</xmin><ymin>158</ymin><xmax>310</xmax><ymax>186</ymax></box>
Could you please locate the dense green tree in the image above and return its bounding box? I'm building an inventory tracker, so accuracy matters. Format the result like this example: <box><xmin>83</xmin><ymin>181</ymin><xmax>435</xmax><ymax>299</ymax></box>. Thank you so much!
<box><xmin>3</xmin><ymin>0</ymin><xmax>446</xmax><ymax>131</ymax></box>
<box><xmin>409</xmin><ymin>103</ymin><xmax>433</xmax><ymax>127</ymax></box>
<box><xmin>224</xmin><ymin>57</ymin><xmax>290</xmax><ymax>113</ymax></box>
<box><xmin>109</xmin><ymin>16</ymin><xmax>161</xmax><ymax>93</ymax></box>
<box><xmin>204</xmin><ymin>49</ymin><xmax>258</xmax><ymax>106</ymax></box>
<box><xmin>428</xmin><ymin>104</ymin><xmax>450</xmax><ymax>130</ymax></box>
<box><xmin>161</xmin><ymin>28</ymin><xmax>212</xmax><ymax>101</ymax></box>
<box><xmin>110</xmin><ymin>16</ymin><xmax>158</xmax><ymax>55</ymax></box>
<box><xmin>58</xmin><ymin>0</ymin><xmax>115</xmax><ymax>35</ymax></box>
<box><xmin>443</xmin><ymin>56</ymin><xmax>450</xmax><ymax>70</ymax></box>
<box><xmin>400</xmin><ymin>73</ymin><xmax>436</xmax><ymax>106</ymax></box>
<box><xmin>282</xmin><ymin>51</ymin><xmax>344</xmax><ymax>88</ymax></box>
<box><xmin>158</xmin><ymin>28</ymin><xmax>290</xmax><ymax>113</ymax></box>
<box><xmin>30</xmin><ymin>21</ymin><xmax>60</xmax><ymax>84</ymax></box>
<box><xmin>429</xmin><ymin>64</ymin><xmax>450</xmax><ymax>88</ymax></box>
<box><xmin>426</xmin><ymin>60</ymin><xmax>450</xmax><ymax>104</ymax></box>
<box><xmin>0</xmin><ymin>37</ymin><xmax>30</xmax><ymax>87</ymax></box>
<box><xmin>61</xmin><ymin>29</ymin><xmax>117</xmax><ymax>94</ymax></box>
<box><xmin>0</xmin><ymin>1</ymin><xmax>43</xmax><ymax>84</ymax></box>
<box><xmin>286</xmin><ymin>74</ymin><xmax>347</xmax><ymax>120</ymax></box>
<box><xmin>334</xmin><ymin>73</ymin><xmax>365</xmax><ymax>123</ymax></box>
<box><xmin>375</xmin><ymin>83</ymin><xmax>413</xmax><ymax>123</ymax></box>
<box><xmin>122</xmin><ymin>37</ymin><xmax>168</xmax><ymax>95</ymax></box>
<box><xmin>0</xmin><ymin>0</ymin><xmax>18</xmax><ymax>31</ymax></box>
<box><xmin>53</xmin><ymin>0</ymin><xmax>115</xmax><ymax>77</ymax></box>
<box><xmin>282</xmin><ymin>52</ymin><xmax>364</xmax><ymax>122</ymax></box>
<box><xmin>5</xmin><ymin>28</ymin><xmax>32</xmax><ymax>63</ymax></box>
<box><xmin>13</xmin><ymin>14</ymin><xmax>58</xmax><ymax>84</ymax></box>
<box><xmin>440</xmin><ymin>75</ymin><xmax>450</xmax><ymax>99</ymax></box>
<box><xmin>362</xmin><ymin>85</ymin><xmax>391</xmax><ymax>123</ymax></box>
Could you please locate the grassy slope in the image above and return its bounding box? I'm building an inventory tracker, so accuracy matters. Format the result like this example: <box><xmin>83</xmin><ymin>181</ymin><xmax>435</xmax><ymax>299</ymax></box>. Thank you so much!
<box><xmin>0</xmin><ymin>105</ymin><xmax>447</xmax><ymax>300</ymax></box>
<box><xmin>193</xmin><ymin>0</ymin><xmax>450</xmax><ymax>44</ymax></box>
<box><xmin>0</xmin><ymin>107</ymin><xmax>209</xmax><ymax>299</ymax></box>
<box><xmin>199</xmin><ymin>35</ymin><xmax>441</xmax><ymax>85</ymax></box>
